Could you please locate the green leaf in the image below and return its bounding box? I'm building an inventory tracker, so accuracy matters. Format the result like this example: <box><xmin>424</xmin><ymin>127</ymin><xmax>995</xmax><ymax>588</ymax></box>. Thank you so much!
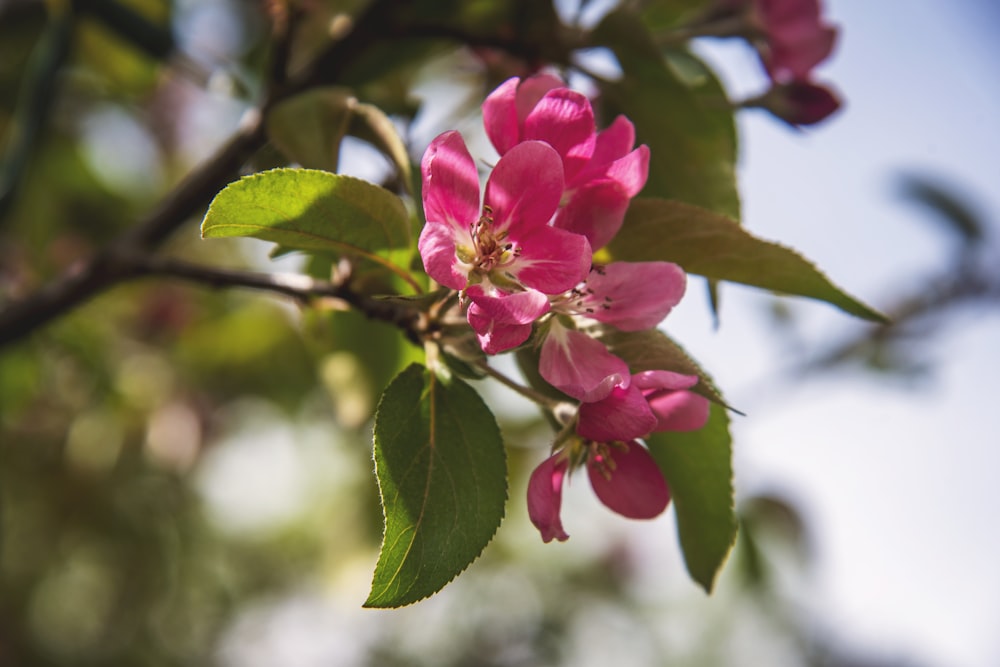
<box><xmin>201</xmin><ymin>168</ymin><xmax>411</xmax><ymax>267</ymax></box>
<box><xmin>593</xmin><ymin>10</ymin><xmax>740</xmax><ymax>220</ymax></box>
<box><xmin>647</xmin><ymin>404</ymin><xmax>736</xmax><ymax>593</ymax></box>
<box><xmin>366</xmin><ymin>364</ymin><xmax>507</xmax><ymax>607</ymax></box>
<box><xmin>266</xmin><ymin>88</ymin><xmax>354</xmax><ymax>172</ymax></box>
<box><xmin>608</xmin><ymin>198</ymin><xmax>887</xmax><ymax>322</ymax></box>
<box><xmin>349</xmin><ymin>100</ymin><xmax>414</xmax><ymax>195</ymax></box>
<box><xmin>598</xmin><ymin>327</ymin><xmax>727</xmax><ymax>407</ymax></box>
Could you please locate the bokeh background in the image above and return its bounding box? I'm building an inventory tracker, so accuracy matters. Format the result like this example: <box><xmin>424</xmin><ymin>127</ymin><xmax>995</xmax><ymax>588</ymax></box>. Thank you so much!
<box><xmin>1</xmin><ymin>0</ymin><xmax>998</xmax><ymax>665</ymax></box>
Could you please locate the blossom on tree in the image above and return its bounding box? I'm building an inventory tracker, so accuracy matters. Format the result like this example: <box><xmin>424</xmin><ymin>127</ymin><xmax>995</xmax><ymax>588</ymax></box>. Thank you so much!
<box><xmin>528</xmin><ymin>441</ymin><xmax>671</xmax><ymax>543</ymax></box>
<box><xmin>482</xmin><ymin>75</ymin><xmax>650</xmax><ymax>250</ymax></box>
<box><xmin>538</xmin><ymin>261</ymin><xmax>687</xmax><ymax>401</ymax></box>
<box><xmin>418</xmin><ymin>130</ymin><xmax>592</xmax><ymax>352</ymax></box>
<box><xmin>577</xmin><ymin>370</ymin><xmax>710</xmax><ymax>443</ymax></box>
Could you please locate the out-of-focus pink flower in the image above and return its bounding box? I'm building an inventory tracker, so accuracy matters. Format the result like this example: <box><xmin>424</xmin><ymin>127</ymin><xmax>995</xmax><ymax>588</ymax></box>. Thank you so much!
<box><xmin>751</xmin><ymin>0</ymin><xmax>838</xmax><ymax>82</ymax></box>
<box><xmin>767</xmin><ymin>79</ymin><xmax>842</xmax><ymax>126</ymax></box>
<box><xmin>482</xmin><ymin>75</ymin><xmax>650</xmax><ymax>250</ymax></box>
<box><xmin>587</xmin><ymin>442</ymin><xmax>670</xmax><ymax>520</ymax></box>
<box><xmin>577</xmin><ymin>370</ymin><xmax>710</xmax><ymax>443</ymax></box>
<box><xmin>538</xmin><ymin>319</ymin><xmax>631</xmax><ymax>402</ymax></box>
<box><xmin>527</xmin><ymin>453</ymin><xmax>571</xmax><ymax>542</ymax></box>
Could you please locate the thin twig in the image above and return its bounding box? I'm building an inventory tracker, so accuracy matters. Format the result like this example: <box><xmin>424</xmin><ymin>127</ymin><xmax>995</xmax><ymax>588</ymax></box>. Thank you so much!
<box><xmin>473</xmin><ymin>358</ymin><xmax>570</xmax><ymax>413</ymax></box>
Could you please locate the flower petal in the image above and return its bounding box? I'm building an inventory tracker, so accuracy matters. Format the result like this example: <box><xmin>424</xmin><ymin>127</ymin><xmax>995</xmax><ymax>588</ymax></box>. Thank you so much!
<box><xmin>553</xmin><ymin>180</ymin><xmax>630</xmax><ymax>251</ymax></box>
<box><xmin>633</xmin><ymin>370</ymin><xmax>710</xmax><ymax>432</ymax></box>
<box><xmin>482</xmin><ymin>77</ymin><xmax>520</xmax><ymax>156</ymax></box>
<box><xmin>466</xmin><ymin>286</ymin><xmax>550</xmax><ymax>354</ymax></box>
<box><xmin>527</xmin><ymin>454</ymin><xmax>571</xmax><ymax>542</ymax></box>
<box><xmin>579</xmin><ymin>262</ymin><xmax>686</xmax><ymax>331</ymax></box>
<box><xmin>421</xmin><ymin>131</ymin><xmax>480</xmax><ymax>234</ymax></box>
<box><xmin>647</xmin><ymin>389</ymin><xmax>711</xmax><ymax>432</ymax></box>
<box><xmin>417</xmin><ymin>220</ymin><xmax>469</xmax><ymax>290</ymax></box>
<box><xmin>577</xmin><ymin>383</ymin><xmax>658</xmax><ymax>443</ymax></box>
<box><xmin>587</xmin><ymin>442</ymin><xmax>670</xmax><ymax>519</ymax></box>
<box><xmin>522</xmin><ymin>88</ymin><xmax>596</xmax><ymax>183</ymax></box>
<box><xmin>507</xmin><ymin>225</ymin><xmax>592</xmax><ymax>294</ymax></box>
<box><xmin>539</xmin><ymin>320</ymin><xmax>630</xmax><ymax>402</ymax></box>
<box><xmin>484</xmin><ymin>141</ymin><xmax>564</xmax><ymax>238</ymax></box>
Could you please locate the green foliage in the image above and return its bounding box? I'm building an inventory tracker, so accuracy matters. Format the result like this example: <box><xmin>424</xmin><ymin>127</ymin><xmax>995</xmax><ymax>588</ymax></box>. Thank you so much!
<box><xmin>267</xmin><ymin>87</ymin><xmax>413</xmax><ymax>193</ymax></box>
<box><xmin>647</xmin><ymin>404</ymin><xmax>737</xmax><ymax>593</ymax></box>
<box><xmin>594</xmin><ymin>9</ymin><xmax>740</xmax><ymax>220</ymax></box>
<box><xmin>608</xmin><ymin>198</ymin><xmax>887</xmax><ymax>321</ymax></box>
<box><xmin>366</xmin><ymin>364</ymin><xmax>507</xmax><ymax>607</ymax></box>
<box><xmin>201</xmin><ymin>168</ymin><xmax>411</xmax><ymax>268</ymax></box>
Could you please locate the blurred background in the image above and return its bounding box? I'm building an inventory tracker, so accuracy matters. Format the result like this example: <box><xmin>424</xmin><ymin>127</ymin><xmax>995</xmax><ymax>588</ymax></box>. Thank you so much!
<box><xmin>1</xmin><ymin>0</ymin><xmax>999</xmax><ymax>665</ymax></box>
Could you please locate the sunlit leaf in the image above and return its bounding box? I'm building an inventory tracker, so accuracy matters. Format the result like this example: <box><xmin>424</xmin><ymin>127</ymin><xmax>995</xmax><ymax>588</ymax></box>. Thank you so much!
<box><xmin>366</xmin><ymin>364</ymin><xmax>507</xmax><ymax>607</ymax></box>
<box><xmin>201</xmin><ymin>168</ymin><xmax>411</xmax><ymax>266</ymax></box>
<box><xmin>608</xmin><ymin>198</ymin><xmax>887</xmax><ymax>322</ymax></box>
<box><xmin>647</xmin><ymin>404</ymin><xmax>736</xmax><ymax>593</ymax></box>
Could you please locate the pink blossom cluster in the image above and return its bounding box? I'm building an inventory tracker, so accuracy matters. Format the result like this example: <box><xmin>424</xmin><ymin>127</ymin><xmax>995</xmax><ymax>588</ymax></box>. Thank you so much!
<box><xmin>722</xmin><ymin>0</ymin><xmax>841</xmax><ymax>125</ymax></box>
<box><xmin>418</xmin><ymin>75</ymin><xmax>710</xmax><ymax>542</ymax></box>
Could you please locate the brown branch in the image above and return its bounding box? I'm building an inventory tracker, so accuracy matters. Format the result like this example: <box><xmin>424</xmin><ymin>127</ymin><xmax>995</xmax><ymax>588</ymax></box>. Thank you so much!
<box><xmin>133</xmin><ymin>256</ymin><xmax>426</xmax><ymax>341</ymax></box>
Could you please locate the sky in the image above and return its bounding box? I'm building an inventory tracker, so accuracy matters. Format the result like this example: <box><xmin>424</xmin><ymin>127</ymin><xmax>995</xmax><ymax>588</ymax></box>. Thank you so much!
<box><xmin>676</xmin><ymin>2</ymin><xmax>1000</xmax><ymax>665</ymax></box>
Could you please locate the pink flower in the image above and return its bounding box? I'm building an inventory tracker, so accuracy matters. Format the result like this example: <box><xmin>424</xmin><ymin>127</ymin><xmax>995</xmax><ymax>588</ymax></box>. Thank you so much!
<box><xmin>482</xmin><ymin>76</ymin><xmax>650</xmax><ymax>250</ymax></box>
<box><xmin>538</xmin><ymin>319</ymin><xmax>630</xmax><ymax>402</ymax></box>
<box><xmin>418</xmin><ymin>130</ymin><xmax>592</xmax><ymax>295</ymax></box>
<box><xmin>750</xmin><ymin>0</ymin><xmax>838</xmax><ymax>83</ymax></box>
<box><xmin>587</xmin><ymin>442</ymin><xmax>670</xmax><ymax>520</ymax></box>
<box><xmin>767</xmin><ymin>79</ymin><xmax>842</xmax><ymax>126</ymax></box>
<box><xmin>577</xmin><ymin>370</ymin><xmax>710</xmax><ymax>443</ymax></box>
<box><xmin>527</xmin><ymin>453</ymin><xmax>570</xmax><ymax>542</ymax></box>
<box><xmin>537</xmin><ymin>261</ymin><xmax>686</xmax><ymax>399</ymax></box>
<box><xmin>527</xmin><ymin>441</ymin><xmax>670</xmax><ymax>542</ymax></box>
<box><xmin>466</xmin><ymin>285</ymin><xmax>550</xmax><ymax>354</ymax></box>
<box><xmin>557</xmin><ymin>262</ymin><xmax>687</xmax><ymax>331</ymax></box>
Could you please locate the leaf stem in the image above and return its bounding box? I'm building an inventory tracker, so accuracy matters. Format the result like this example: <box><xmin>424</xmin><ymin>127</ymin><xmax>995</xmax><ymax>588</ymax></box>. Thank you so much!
<box><xmin>472</xmin><ymin>358</ymin><xmax>571</xmax><ymax>415</ymax></box>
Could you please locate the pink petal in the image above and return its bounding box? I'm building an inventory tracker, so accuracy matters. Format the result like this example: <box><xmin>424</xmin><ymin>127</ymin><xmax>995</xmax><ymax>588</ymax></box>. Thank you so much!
<box><xmin>466</xmin><ymin>286</ymin><xmax>550</xmax><ymax>354</ymax></box>
<box><xmin>527</xmin><ymin>454</ymin><xmax>571</xmax><ymax>542</ymax></box>
<box><xmin>633</xmin><ymin>370</ymin><xmax>710</xmax><ymax>433</ymax></box>
<box><xmin>484</xmin><ymin>141</ymin><xmax>564</xmax><ymax>238</ymax></box>
<box><xmin>417</xmin><ymin>220</ymin><xmax>469</xmax><ymax>290</ymax></box>
<box><xmin>591</xmin><ymin>115</ymin><xmax>636</xmax><ymax>166</ymax></box>
<box><xmin>421</xmin><ymin>131</ymin><xmax>480</xmax><ymax>235</ymax></box>
<box><xmin>776</xmin><ymin>79</ymin><xmax>842</xmax><ymax>126</ymax></box>
<box><xmin>587</xmin><ymin>442</ymin><xmax>670</xmax><ymax>519</ymax></box>
<box><xmin>604</xmin><ymin>145</ymin><xmax>650</xmax><ymax>198</ymax></box>
<box><xmin>553</xmin><ymin>180</ymin><xmax>630</xmax><ymax>251</ymax></box>
<box><xmin>482</xmin><ymin>74</ymin><xmax>564</xmax><ymax>156</ymax></box>
<box><xmin>577</xmin><ymin>383</ymin><xmax>658</xmax><ymax>443</ymax></box>
<box><xmin>579</xmin><ymin>262</ymin><xmax>686</xmax><ymax>331</ymax></box>
<box><xmin>468</xmin><ymin>306</ymin><xmax>535</xmax><ymax>354</ymax></box>
<box><xmin>507</xmin><ymin>225</ymin><xmax>592</xmax><ymax>294</ymax></box>
<box><xmin>632</xmin><ymin>370</ymin><xmax>700</xmax><ymax>391</ymax></box>
<box><xmin>522</xmin><ymin>88</ymin><xmax>596</xmax><ymax>183</ymax></box>
<box><xmin>482</xmin><ymin>77</ymin><xmax>521</xmax><ymax>155</ymax></box>
<box><xmin>513</xmin><ymin>74</ymin><xmax>565</xmax><ymax>122</ymax></box>
<box><xmin>646</xmin><ymin>390</ymin><xmax>711</xmax><ymax>432</ymax></box>
<box><xmin>539</xmin><ymin>321</ymin><xmax>629</xmax><ymax>402</ymax></box>
<box><xmin>766</xmin><ymin>24</ymin><xmax>837</xmax><ymax>80</ymax></box>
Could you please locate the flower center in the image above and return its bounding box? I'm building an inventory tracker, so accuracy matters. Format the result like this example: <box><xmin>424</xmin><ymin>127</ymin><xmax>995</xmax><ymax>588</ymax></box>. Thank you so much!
<box><xmin>469</xmin><ymin>205</ymin><xmax>519</xmax><ymax>274</ymax></box>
